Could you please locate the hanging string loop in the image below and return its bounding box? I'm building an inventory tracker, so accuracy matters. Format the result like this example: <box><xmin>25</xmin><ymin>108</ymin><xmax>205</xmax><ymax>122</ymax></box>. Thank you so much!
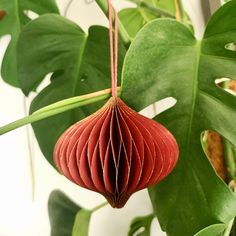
<box><xmin>107</xmin><ymin>0</ymin><xmax>118</xmax><ymax>97</ymax></box>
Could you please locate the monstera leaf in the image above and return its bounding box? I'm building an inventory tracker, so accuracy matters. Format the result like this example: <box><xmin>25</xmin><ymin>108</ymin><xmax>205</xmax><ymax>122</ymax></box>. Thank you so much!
<box><xmin>0</xmin><ymin>0</ymin><xmax>59</xmax><ymax>86</ymax></box>
<box><xmin>17</xmin><ymin>14</ymin><xmax>126</xmax><ymax>167</ymax></box>
<box><xmin>121</xmin><ymin>1</ymin><xmax>236</xmax><ymax>236</ymax></box>
<box><xmin>48</xmin><ymin>190</ymin><xmax>81</xmax><ymax>236</ymax></box>
<box><xmin>119</xmin><ymin>0</ymin><xmax>175</xmax><ymax>39</ymax></box>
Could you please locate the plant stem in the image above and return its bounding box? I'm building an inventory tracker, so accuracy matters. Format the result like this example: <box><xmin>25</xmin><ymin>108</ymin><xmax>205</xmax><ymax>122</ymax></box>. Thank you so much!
<box><xmin>223</xmin><ymin>140</ymin><xmax>236</xmax><ymax>181</ymax></box>
<box><xmin>223</xmin><ymin>218</ymin><xmax>235</xmax><ymax>236</ymax></box>
<box><xmin>64</xmin><ymin>0</ymin><xmax>74</xmax><ymax>16</ymax></box>
<box><xmin>95</xmin><ymin>0</ymin><xmax>131</xmax><ymax>45</ymax></box>
<box><xmin>23</xmin><ymin>97</ymin><xmax>35</xmax><ymax>201</ymax></box>
<box><xmin>221</xmin><ymin>81</ymin><xmax>236</xmax><ymax>181</ymax></box>
<box><xmin>0</xmin><ymin>88</ymin><xmax>118</xmax><ymax>135</ymax></box>
<box><xmin>174</xmin><ymin>0</ymin><xmax>184</xmax><ymax>22</ymax></box>
<box><xmin>223</xmin><ymin>181</ymin><xmax>236</xmax><ymax>236</ymax></box>
<box><xmin>91</xmin><ymin>202</ymin><xmax>108</xmax><ymax>213</ymax></box>
<box><xmin>126</xmin><ymin>0</ymin><xmax>175</xmax><ymax>18</ymax></box>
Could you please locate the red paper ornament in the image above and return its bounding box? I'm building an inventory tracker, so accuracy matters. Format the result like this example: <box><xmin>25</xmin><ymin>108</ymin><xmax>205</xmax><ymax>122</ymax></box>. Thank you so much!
<box><xmin>54</xmin><ymin>97</ymin><xmax>179</xmax><ymax>208</ymax></box>
<box><xmin>53</xmin><ymin>0</ymin><xmax>179</xmax><ymax>208</ymax></box>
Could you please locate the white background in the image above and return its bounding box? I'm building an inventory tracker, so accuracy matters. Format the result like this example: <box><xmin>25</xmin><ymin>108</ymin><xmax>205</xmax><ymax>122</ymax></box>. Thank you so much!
<box><xmin>0</xmin><ymin>1</ymin><xmax>204</xmax><ymax>235</ymax></box>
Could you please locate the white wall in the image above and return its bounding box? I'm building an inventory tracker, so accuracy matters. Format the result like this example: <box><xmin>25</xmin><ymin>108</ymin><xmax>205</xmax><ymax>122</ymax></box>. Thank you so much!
<box><xmin>0</xmin><ymin>1</ymin><xmax>204</xmax><ymax>235</ymax></box>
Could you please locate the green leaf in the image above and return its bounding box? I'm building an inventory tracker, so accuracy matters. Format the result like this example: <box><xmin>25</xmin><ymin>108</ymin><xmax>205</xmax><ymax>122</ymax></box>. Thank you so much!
<box><xmin>119</xmin><ymin>0</ymin><xmax>193</xmax><ymax>39</ymax></box>
<box><xmin>17</xmin><ymin>14</ymin><xmax>126</xmax><ymax>167</ymax></box>
<box><xmin>120</xmin><ymin>0</ymin><xmax>175</xmax><ymax>39</ymax></box>
<box><xmin>119</xmin><ymin>8</ymin><xmax>156</xmax><ymax>39</ymax></box>
<box><xmin>0</xmin><ymin>0</ymin><xmax>59</xmax><ymax>86</ymax></box>
<box><xmin>128</xmin><ymin>0</ymin><xmax>176</xmax><ymax>16</ymax></box>
<box><xmin>72</xmin><ymin>210</ymin><xmax>92</xmax><ymax>236</ymax></box>
<box><xmin>150</xmin><ymin>0</ymin><xmax>176</xmax><ymax>15</ymax></box>
<box><xmin>121</xmin><ymin>1</ymin><xmax>236</xmax><ymax>235</ymax></box>
<box><xmin>127</xmin><ymin>214</ymin><xmax>154</xmax><ymax>236</ymax></box>
<box><xmin>48</xmin><ymin>190</ymin><xmax>81</xmax><ymax>236</ymax></box>
<box><xmin>194</xmin><ymin>224</ymin><xmax>226</xmax><ymax>236</ymax></box>
<box><xmin>95</xmin><ymin>0</ymin><xmax>131</xmax><ymax>45</ymax></box>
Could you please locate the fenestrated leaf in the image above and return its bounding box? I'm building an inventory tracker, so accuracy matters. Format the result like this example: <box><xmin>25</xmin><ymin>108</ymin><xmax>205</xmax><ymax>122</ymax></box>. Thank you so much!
<box><xmin>0</xmin><ymin>0</ymin><xmax>59</xmax><ymax>86</ymax></box>
<box><xmin>17</xmin><ymin>14</ymin><xmax>126</xmax><ymax>167</ymax></box>
<box><xmin>121</xmin><ymin>1</ymin><xmax>236</xmax><ymax>235</ymax></box>
<box><xmin>127</xmin><ymin>214</ymin><xmax>154</xmax><ymax>236</ymax></box>
<box><xmin>72</xmin><ymin>209</ymin><xmax>92</xmax><ymax>236</ymax></box>
<box><xmin>48</xmin><ymin>190</ymin><xmax>81</xmax><ymax>236</ymax></box>
<box><xmin>194</xmin><ymin>224</ymin><xmax>226</xmax><ymax>236</ymax></box>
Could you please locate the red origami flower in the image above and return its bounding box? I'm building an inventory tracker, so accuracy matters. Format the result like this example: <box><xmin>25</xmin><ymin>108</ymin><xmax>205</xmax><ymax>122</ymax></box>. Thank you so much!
<box><xmin>54</xmin><ymin>97</ymin><xmax>178</xmax><ymax>208</ymax></box>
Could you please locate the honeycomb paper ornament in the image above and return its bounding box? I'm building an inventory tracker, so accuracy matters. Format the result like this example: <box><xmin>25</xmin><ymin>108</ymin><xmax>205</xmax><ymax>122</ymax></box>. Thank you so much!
<box><xmin>54</xmin><ymin>97</ymin><xmax>179</xmax><ymax>208</ymax></box>
<box><xmin>53</xmin><ymin>0</ymin><xmax>179</xmax><ymax>208</ymax></box>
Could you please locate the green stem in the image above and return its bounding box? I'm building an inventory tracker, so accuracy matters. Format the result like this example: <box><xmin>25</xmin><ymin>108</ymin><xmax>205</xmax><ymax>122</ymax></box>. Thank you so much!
<box><xmin>223</xmin><ymin>182</ymin><xmax>236</xmax><ymax>236</ymax></box>
<box><xmin>0</xmin><ymin>88</ymin><xmax>117</xmax><ymax>135</ymax></box>
<box><xmin>233</xmin><ymin>147</ymin><xmax>236</xmax><ymax>162</ymax></box>
<box><xmin>91</xmin><ymin>202</ymin><xmax>108</xmax><ymax>213</ymax></box>
<box><xmin>95</xmin><ymin>0</ymin><xmax>131</xmax><ymax>45</ymax></box>
<box><xmin>232</xmin><ymin>218</ymin><xmax>236</xmax><ymax>236</ymax></box>
<box><xmin>223</xmin><ymin>140</ymin><xmax>236</xmax><ymax>181</ymax></box>
<box><xmin>23</xmin><ymin>97</ymin><xmax>35</xmax><ymax>201</ymax></box>
<box><xmin>127</xmin><ymin>0</ymin><xmax>175</xmax><ymax>18</ymax></box>
<box><xmin>174</xmin><ymin>0</ymin><xmax>185</xmax><ymax>22</ymax></box>
<box><xmin>221</xmin><ymin>81</ymin><xmax>236</xmax><ymax>181</ymax></box>
<box><xmin>201</xmin><ymin>131</ymin><xmax>208</xmax><ymax>153</ymax></box>
<box><xmin>223</xmin><ymin>218</ymin><xmax>235</xmax><ymax>236</ymax></box>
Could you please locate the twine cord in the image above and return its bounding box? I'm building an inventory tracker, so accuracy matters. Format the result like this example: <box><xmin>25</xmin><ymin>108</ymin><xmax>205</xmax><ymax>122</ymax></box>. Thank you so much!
<box><xmin>108</xmin><ymin>0</ymin><xmax>118</xmax><ymax>97</ymax></box>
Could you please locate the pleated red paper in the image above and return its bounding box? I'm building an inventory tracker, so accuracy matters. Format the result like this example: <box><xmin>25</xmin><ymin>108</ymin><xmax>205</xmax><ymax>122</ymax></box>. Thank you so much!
<box><xmin>54</xmin><ymin>97</ymin><xmax>179</xmax><ymax>208</ymax></box>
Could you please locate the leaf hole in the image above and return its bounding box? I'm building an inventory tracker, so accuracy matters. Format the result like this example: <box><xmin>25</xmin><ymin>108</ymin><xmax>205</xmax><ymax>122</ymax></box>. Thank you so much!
<box><xmin>225</xmin><ymin>42</ymin><xmax>236</xmax><ymax>52</ymax></box>
<box><xmin>139</xmin><ymin>97</ymin><xmax>177</xmax><ymax>119</ymax></box>
<box><xmin>0</xmin><ymin>35</ymin><xmax>11</xmax><ymax>66</ymax></box>
<box><xmin>24</xmin><ymin>10</ymin><xmax>39</xmax><ymax>20</ymax></box>
<box><xmin>215</xmin><ymin>78</ymin><xmax>236</xmax><ymax>96</ymax></box>
<box><xmin>81</xmin><ymin>73</ymin><xmax>88</xmax><ymax>82</ymax></box>
<box><xmin>34</xmin><ymin>72</ymin><xmax>53</xmax><ymax>94</ymax></box>
<box><xmin>133</xmin><ymin>227</ymin><xmax>145</xmax><ymax>236</ymax></box>
<box><xmin>200</xmin><ymin>130</ymin><xmax>228</xmax><ymax>181</ymax></box>
<box><xmin>150</xmin><ymin>217</ymin><xmax>165</xmax><ymax>235</ymax></box>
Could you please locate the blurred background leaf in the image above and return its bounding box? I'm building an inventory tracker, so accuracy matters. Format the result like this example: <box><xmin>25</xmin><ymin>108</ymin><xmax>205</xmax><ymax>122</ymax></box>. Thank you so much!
<box><xmin>0</xmin><ymin>0</ymin><xmax>59</xmax><ymax>86</ymax></box>
<box><xmin>72</xmin><ymin>209</ymin><xmax>92</xmax><ymax>236</ymax></box>
<box><xmin>119</xmin><ymin>0</ymin><xmax>175</xmax><ymax>39</ymax></box>
<box><xmin>48</xmin><ymin>190</ymin><xmax>81</xmax><ymax>236</ymax></box>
